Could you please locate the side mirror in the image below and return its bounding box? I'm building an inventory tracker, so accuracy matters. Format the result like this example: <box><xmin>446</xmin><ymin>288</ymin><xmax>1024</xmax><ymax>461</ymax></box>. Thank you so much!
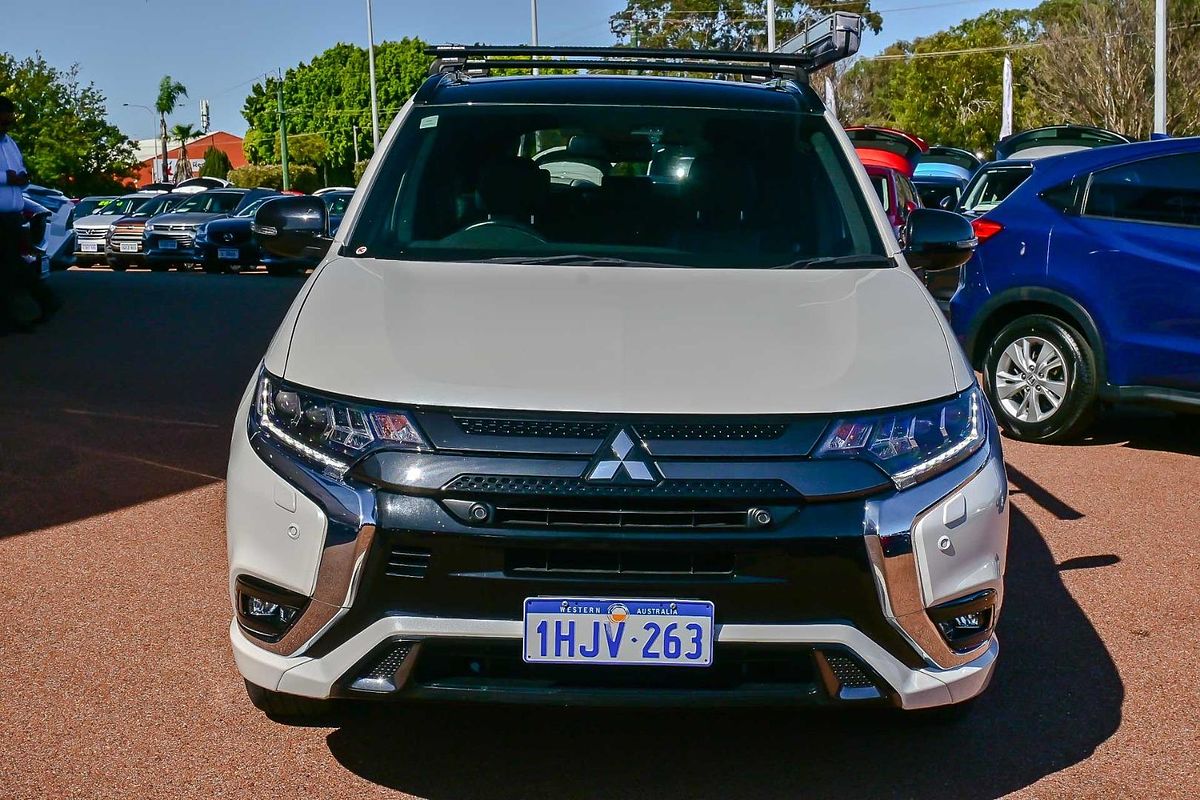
<box><xmin>903</xmin><ymin>208</ymin><xmax>977</xmax><ymax>273</ymax></box>
<box><xmin>252</xmin><ymin>196</ymin><xmax>331</xmax><ymax>260</ymax></box>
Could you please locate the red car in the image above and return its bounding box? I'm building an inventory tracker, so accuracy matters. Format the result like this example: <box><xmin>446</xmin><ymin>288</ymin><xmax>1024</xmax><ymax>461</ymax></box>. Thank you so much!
<box><xmin>845</xmin><ymin>126</ymin><xmax>928</xmax><ymax>236</ymax></box>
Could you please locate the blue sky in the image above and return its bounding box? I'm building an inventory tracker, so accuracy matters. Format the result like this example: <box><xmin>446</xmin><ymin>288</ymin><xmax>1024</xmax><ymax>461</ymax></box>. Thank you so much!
<box><xmin>2</xmin><ymin>0</ymin><xmax>1039</xmax><ymax>139</ymax></box>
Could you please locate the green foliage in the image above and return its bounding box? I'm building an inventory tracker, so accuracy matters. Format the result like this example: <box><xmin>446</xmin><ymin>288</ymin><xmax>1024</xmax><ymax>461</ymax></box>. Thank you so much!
<box><xmin>286</xmin><ymin>132</ymin><xmax>330</xmax><ymax>166</ymax></box>
<box><xmin>156</xmin><ymin>76</ymin><xmax>187</xmax><ymax>115</ymax></box>
<box><xmin>353</xmin><ymin>159</ymin><xmax>370</xmax><ymax>184</ymax></box>
<box><xmin>242</xmin><ymin>39</ymin><xmax>430</xmax><ymax>176</ymax></box>
<box><xmin>610</xmin><ymin>1</ymin><xmax>882</xmax><ymax>50</ymax></box>
<box><xmin>837</xmin><ymin>10</ymin><xmax>1044</xmax><ymax>154</ymax></box>
<box><xmin>200</xmin><ymin>146</ymin><xmax>232</xmax><ymax>179</ymax></box>
<box><xmin>0</xmin><ymin>51</ymin><xmax>138</xmax><ymax>194</ymax></box>
<box><xmin>228</xmin><ymin>164</ymin><xmax>320</xmax><ymax>193</ymax></box>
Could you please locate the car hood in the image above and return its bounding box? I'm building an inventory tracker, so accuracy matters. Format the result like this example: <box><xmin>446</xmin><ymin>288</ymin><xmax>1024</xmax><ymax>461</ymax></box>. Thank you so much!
<box><xmin>204</xmin><ymin>216</ymin><xmax>252</xmax><ymax>232</ymax></box>
<box><xmin>149</xmin><ymin>212</ymin><xmax>227</xmax><ymax>225</ymax></box>
<box><xmin>274</xmin><ymin>259</ymin><xmax>966</xmax><ymax>415</ymax></box>
<box><xmin>73</xmin><ymin>214</ymin><xmax>120</xmax><ymax>230</ymax></box>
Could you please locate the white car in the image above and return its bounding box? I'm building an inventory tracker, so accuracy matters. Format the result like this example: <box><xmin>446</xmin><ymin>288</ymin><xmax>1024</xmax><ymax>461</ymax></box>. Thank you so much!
<box><xmin>72</xmin><ymin>191</ymin><xmax>163</xmax><ymax>265</ymax></box>
<box><xmin>23</xmin><ymin>185</ymin><xmax>75</xmax><ymax>272</ymax></box>
<box><xmin>227</xmin><ymin>16</ymin><xmax>1009</xmax><ymax>720</ymax></box>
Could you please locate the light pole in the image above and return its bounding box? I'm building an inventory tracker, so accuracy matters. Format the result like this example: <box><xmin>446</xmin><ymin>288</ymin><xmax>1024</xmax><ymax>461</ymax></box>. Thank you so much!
<box><xmin>1154</xmin><ymin>0</ymin><xmax>1167</xmax><ymax>135</ymax></box>
<box><xmin>123</xmin><ymin>103</ymin><xmax>160</xmax><ymax>182</ymax></box>
<box><xmin>766</xmin><ymin>0</ymin><xmax>776</xmax><ymax>51</ymax></box>
<box><xmin>367</xmin><ymin>0</ymin><xmax>381</xmax><ymax>149</ymax></box>
<box><xmin>531</xmin><ymin>0</ymin><xmax>540</xmax><ymax>75</ymax></box>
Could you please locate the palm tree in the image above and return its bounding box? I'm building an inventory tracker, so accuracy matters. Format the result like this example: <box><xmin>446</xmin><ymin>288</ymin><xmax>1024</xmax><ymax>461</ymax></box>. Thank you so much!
<box><xmin>169</xmin><ymin>123</ymin><xmax>201</xmax><ymax>182</ymax></box>
<box><xmin>155</xmin><ymin>76</ymin><xmax>188</xmax><ymax>182</ymax></box>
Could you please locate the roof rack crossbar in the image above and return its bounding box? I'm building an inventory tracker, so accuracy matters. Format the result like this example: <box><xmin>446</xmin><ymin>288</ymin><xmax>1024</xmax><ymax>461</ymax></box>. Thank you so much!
<box><xmin>426</xmin><ymin>12</ymin><xmax>863</xmax><ymax>80</ymax></box>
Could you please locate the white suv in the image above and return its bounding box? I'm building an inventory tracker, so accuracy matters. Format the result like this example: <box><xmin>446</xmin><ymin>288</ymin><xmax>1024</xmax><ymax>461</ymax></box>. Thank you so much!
<box><xmin>227</xmin><ymin>17</ymin><xmax>1008</xmax><ymax>719</ymax></box>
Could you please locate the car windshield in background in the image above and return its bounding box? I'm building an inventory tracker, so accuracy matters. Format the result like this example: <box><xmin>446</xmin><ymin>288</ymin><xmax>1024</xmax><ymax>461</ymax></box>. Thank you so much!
<box><xmin>916</xmin><ymin>183</ymin><xmax>959</xmax><ymax>209</ymax></box>
<box><xmin>97</xmin><ymin>196</ymin><xmax>142</xmax><ymax>216</ymax></box>
<box><xmin>235</xmin><ymin>197</ymin><xmax>276</xmax><ymax>217</ymax></box>
<box><xmin>347</xmin><ymin>104</ymin><xmax>884</xmax><ymax>269</ymax></box>
<box><xmin>131</xmin><ymin>196</ymin><xmax>180</xmax><ymax>217</ymax></box>
<box><xmin>74</xmin><ymin>199</ymin><xmax>108</xmax><ymax>217</ymax></box>
<box><xmin>323</xmin><ymin>192</ymin><xmax>353</xmax><ymax>216</ymax></box>
<box><xmin>961</xmin><ymin>166</ymin><xmax>1032</xmax><ymax>213</ymax></box>
<box><xmin>175</xmin><ymin>192</ymin><xmax>245</xmax><ymax>214</ymax></box>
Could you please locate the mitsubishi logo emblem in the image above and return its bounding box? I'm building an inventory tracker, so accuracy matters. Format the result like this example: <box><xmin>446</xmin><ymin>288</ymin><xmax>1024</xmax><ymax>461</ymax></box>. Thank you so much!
<box><xmin>586</xmin><ymin>429</ymin><xmax>659</xmax><ymax>483</ymax></box>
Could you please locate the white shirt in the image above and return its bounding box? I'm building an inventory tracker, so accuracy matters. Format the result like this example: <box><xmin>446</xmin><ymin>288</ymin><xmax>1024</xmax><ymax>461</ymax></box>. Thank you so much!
<box><xmin>0</xmin><ymin>133</ymin><xmax>27</xmax><ymax>213</ymax></box>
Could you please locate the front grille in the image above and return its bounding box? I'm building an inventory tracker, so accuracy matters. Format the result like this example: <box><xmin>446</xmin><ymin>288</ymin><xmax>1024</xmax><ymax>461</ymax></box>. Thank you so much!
<box><xmin>442</xmin><ymin>475</ymin><xmax>800</xmax><ymax>500</ymax></box>
<box><xmin>506</xmin><ymin>548</ymin><xmax>735</xmax><ymax>577</ymax></box>
<box><xmin>635</xmin><ymin>422</ymin><xmax>787</xmax><ymax>441</ymax></box>
<box><xmin>492</xmin><ymin>503</ymin><xmax>752</xmax><ymax>529</ymax></box>
<box><xmin>109</xmin><ymin>225</ymin><xmax>145</xmax><ymax>242</ymax></box>
<box><xmin>386</xmin><ymin>546</ymin><xmax>432</xmax><ymax>578</ymax></box>
<box><xmin>76</xmin><ymin>229</ymin><xmax>108</xmax><ymax>242</ymax></box>
<box><xmin>454</xmin><ymin>416</ymin><xmax>608</xmax><ymax>439</ymax></box>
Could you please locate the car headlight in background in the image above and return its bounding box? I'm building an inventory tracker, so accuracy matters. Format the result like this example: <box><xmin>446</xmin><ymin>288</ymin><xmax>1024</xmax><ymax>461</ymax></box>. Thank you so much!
<box><xmin>815</xmin><ymin>386</ymin><xmax>986</xmax><ymax>489</ymax></box>
<box><xmin>253</xmin><ymin>371</ymin><xmax>428</xmax><ymax>476</ymax></box>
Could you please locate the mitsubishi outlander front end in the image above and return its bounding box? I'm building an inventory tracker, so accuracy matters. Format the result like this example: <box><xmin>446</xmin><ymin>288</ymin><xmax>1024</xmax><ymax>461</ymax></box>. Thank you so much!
<box><xmin>227</xmin><ymin>20</ymin><xmax>1008</xmax><ymax>719</ymax></box>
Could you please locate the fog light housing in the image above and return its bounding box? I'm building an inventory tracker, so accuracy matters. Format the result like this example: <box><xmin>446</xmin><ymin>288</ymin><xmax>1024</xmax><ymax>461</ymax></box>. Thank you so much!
<box><xmin>927</xmin><ymin>589</ymin><xmax>996</xmax><ymax>652</ymax></box>
<box><xmin>235</xmin><ymin>575</ymin><xmax>309</xmax><ymax>642</ymax></box>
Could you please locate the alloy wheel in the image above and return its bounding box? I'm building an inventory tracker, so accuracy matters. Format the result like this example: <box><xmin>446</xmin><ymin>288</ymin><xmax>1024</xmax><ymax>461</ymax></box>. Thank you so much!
<box><xmin>994</xmin><ymin>336</ymin><xmax>1069</xmax><ymax>423</ymax></box>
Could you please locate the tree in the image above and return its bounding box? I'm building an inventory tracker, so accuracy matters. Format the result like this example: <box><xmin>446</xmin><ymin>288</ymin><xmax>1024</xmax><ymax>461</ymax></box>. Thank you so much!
<box><xmin>837</xmin><ymin>10</ymin><xmax>1044</xmax><ymax>153</ymax></box>
<box><xmin>0</xmin><ymin>52</ymin><xmax>138</xmax><ymax>194</ymax></box>
<box><xmin>168</xmin><ymin>122</ymin><xmax>200</xmax><ymax>182</ymax></box>
<box><xmin>241</xmin><ymin>39</ymin><xmax>431</xmax><ymax>183</ymax></box>
<box><xmin>610</xmin><ymin>1</ymin><xmax>883</xmax><ymax>52</ymax></box>
<box><xmin>200</xmin><ymin>146</ymin><xmax>232</xmax><ymax>179</ymax></box>
<box><xmin>1029</xmin><ymin>0</ymin><xmax>1200</xmax><ymax>138</ymax></box>
<box><xmin>156</xmin><ymin>76</ymin><xmax>187</xmax><ymax>183</ymax></box>
<box><xmin>285</xmin><ymin>133</ymin><xmax>329</xmax><ymax>166</ymax></box>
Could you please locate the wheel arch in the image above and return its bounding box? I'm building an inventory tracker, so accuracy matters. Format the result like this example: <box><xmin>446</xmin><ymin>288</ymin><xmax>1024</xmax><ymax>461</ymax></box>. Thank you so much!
<box><xmin>964</xmin><ymin>288</ymin><xmax>1107</xmax><ymax>384</ymax></box>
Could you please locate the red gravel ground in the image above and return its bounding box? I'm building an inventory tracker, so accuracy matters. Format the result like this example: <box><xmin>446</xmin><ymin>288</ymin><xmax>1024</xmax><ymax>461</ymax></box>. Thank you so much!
<box><xmin>1</xmin><ymin>270</ymin><xmax>1197</xmax><ymax>799</ymax></box>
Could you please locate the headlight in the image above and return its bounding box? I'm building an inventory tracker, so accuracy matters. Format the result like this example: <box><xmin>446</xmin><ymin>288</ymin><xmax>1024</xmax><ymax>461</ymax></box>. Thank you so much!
<box><xmin>195</xmin><ymin>226</ymin><xmax>209</xmax><ymax>242</ymax></box>
<box><xmin>252</xmin><ymin>371</ymin><xmax>428</xmax><ymax>476</ymax></box>
<box><xmin>814</xmin><ymin>386</ymin><xmax>986</xmax><ymax>489</ymax></box>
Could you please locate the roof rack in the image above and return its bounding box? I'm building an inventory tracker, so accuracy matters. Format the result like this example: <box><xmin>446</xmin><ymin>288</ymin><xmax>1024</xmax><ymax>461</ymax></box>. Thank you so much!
<box><xmin>427</xmin><ymin>12</ymin><xmax>864</xmax><ymax>83</ymax></box>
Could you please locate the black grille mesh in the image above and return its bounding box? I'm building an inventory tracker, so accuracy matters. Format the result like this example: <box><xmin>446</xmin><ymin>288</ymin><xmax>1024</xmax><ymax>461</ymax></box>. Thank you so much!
<box><xmin>454</xmin><ymin>417</ymin><xmax>608</xmax><ymax>439</ymax></box>
<box><xmin>387</xmin><ymin>547</ymin><xmax>432</xmax><ymax>578</ymax></box>
<box><xmin>825</xmin><ymin>653</ymin><xmax>876</xmax><ymax>689</ymax></box>
<box><xmin>361</xmin><ymin>642</ymin><xmax>414</xmax><ymax>681</ymax></box>
<box><xmin>442</xmin><ymin>475</ymin><xmax>799</xmax><ymax>499</ymax></box>
<box><xmin>636</xmin><ymin>423</ymin><xmax>787</xmax><ymax>441</ymax></box>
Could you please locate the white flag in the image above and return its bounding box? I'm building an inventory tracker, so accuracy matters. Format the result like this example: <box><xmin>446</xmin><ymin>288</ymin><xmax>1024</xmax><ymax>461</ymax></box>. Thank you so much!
<box><xmin>825</xmin><ymin>76</ymin><xmax>838</xmax><ymax>120</ymax></box>
<box><xmin>1000</xmin><ymin>55</ymin><xmax>1014</xmax><ymax>139</ymax></box>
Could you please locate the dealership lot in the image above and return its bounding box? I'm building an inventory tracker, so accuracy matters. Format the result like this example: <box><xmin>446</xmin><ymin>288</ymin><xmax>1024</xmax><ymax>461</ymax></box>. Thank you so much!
<box><xmin>0</xmin><ymin>270</ymin><xmax>1197</xmax><ymax>798</ymax></box>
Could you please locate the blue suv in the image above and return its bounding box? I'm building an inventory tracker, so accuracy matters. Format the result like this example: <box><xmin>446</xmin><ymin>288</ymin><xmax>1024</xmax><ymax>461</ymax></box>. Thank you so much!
<box><xmin>951</xmin><ymin>137</ymin><xmax>1200</xmax><ymax>442</ymax></box>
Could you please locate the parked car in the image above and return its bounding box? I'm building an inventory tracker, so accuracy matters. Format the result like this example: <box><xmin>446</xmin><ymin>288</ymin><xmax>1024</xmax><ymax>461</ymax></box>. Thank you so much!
<box><xmin>230</xmin><ymin>24</ymin><xmax>1008</xmax><ymax>721</ymax></box>
<box><xmin>23</xmin><ymin>185</ymin><xmax>76</xmax><ymax>270</ymax></box>
<box><xmin>19</xmin><ymin>196</ymin><xmax>52</xmax><ymax>279</ymax></box>
<box><xmin>950</xmin><ymin>137</ymin><xmax>1200</xmax><ymax>442</ymax></box>
<box><xmin>257</xmin><ymin>190</ymin><xmax>354</xmax><ymax>275</ymax></box>
<box><xmin>194</xmin><ymin>194</ymin><xmax>283</xmax><ymax>273</ymax></box>
<box><xmin>913</xmin><ymin>146</ymin><xmax>982</xmax><ymax>211</ymax></box>
<box><xmin>143</xmin><ymin>188</ymin><xmax>275</xmax><ymax>272</ymax></box>
<box><xmin>73</xmin><ymin>191</ymin><xmax>163</xmax><ymax>266</ymax></box>
<box><xmin>845</xmin><ymin>126</ymin><xmax>928</xmax><ymax>236</ymax></box>
<box><xmin>104</xmin><ymin>193</ymin><xmax>189</xmax><ymax>270</ymax></box>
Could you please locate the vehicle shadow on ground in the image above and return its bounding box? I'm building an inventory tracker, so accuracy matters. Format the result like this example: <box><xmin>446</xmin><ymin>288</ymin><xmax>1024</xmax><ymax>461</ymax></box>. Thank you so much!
<box><xmin>0</xmin><ymin>271</ymin><xmax>305</xmax><ymax>539</ymax></box>
<box><xmin>1070</xmin><ymin>407</ymin><xmax>1200</xmax><ymax>458</ymax></box>
<box><xmin>325</xmin><ymin>505</ymin><xmax>1123</xmax><ymax>800</ymax></box>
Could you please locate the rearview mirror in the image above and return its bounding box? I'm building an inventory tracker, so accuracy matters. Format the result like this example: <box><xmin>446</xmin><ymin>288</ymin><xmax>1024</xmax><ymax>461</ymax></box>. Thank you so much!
<box><xmin>252</xmin><ymin>196</ymin><xmax>331</xmax><ymax>260</ymax></box>
<box><xmin>903</xmin><ymin>208</ymin><xmax>976</xmax><ymax>273</ymax></box>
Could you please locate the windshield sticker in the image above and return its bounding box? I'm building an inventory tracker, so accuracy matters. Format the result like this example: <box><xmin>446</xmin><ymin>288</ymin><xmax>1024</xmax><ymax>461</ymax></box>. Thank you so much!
<box><xmin>420</xmin><ymin>115</ymin><xmax>439</xmax><ymax>129</ymax></box>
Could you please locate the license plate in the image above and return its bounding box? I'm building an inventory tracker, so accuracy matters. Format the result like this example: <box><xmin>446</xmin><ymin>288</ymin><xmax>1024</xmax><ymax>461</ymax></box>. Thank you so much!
<box><xmin>523</xmin><ymin>598</ymin><xmax>714</xmax><ymax>667</ymax></box>
<box><xmin>82</xmin><ymin>243</ymin><xmax>99</xmax><ymax>253</ymax></box>
<box><xmin>119</xmin><ymin>242</ymin><xmax>138</xmax><ymax>253</ymax></box>
<box><xmin>218</xmin><ymin>248</ymin><xmax>240</xmax><ymax>260</ymax></box>
<box><xmin>159</xmin><ymin>239</ymin><xmax>177</xmax><ymax>250</ymax></box>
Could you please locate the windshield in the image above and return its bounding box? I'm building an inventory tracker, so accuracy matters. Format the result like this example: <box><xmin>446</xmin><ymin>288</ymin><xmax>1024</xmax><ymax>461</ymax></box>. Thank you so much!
<box><xmin>235</xmin><ymin>197</ymin><xmax>277</xmax><ymax>217</ymax></box>
<box><xmin>347</xmin><ymin>103</ymin><xmax>883</xmax><ymax>268</ymax></box>
<box><xmin>74</xmin><ymin>198</ymin><xmax>110</xmax><ymax>217</ymax></box>
<box><xmin>174</xmin><ymin>192</ymin><xmax>245</xmax><ymax>214</ymax></box>
<box><xmin>132</xmin><ymin>195</ymin><xmax>181</xmax><ymax>217</ymax></box>
<box><xmin>961</xmin><ymin>166</ymin><xmax>1033</xmax><ymax>213</ymax></box>
<box><xmin>916</xmin><ymin>183</ymin><xmax>959</xmax><ymax>209</ymax></box>
<box><xmin>97</xmin><ymin>196</ymin><xmax>144</xmax><ymax>216</ymax></box>
<box><xmin>323</xmin><ymin>192</ymin><xmax>353</xmax><ymax>216</ymax></box>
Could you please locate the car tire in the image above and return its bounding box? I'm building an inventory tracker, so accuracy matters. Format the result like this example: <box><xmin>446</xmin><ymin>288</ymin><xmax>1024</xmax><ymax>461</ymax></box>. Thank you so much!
<box><xmin>228</xmin><ymin>261</ymin><xmax>244</xmax><ymax>274</ymax></box>
<box><xmin>266</xmin><ymin>264</ymin><xmax>299</xmax><ymax>277</ymax></box>
<box><xmin>148</xmin><ymin>262</ymin><xmax>170</xmax><ymax>272</ymax></box>
<box><xmin>107</xmin><ymin>259</ymin><xmax>127</xmax><ymax>272</ymax></box>
<box><xmin>202</xmin><ymin>257</ymin><xmax>224</xmax><ymax>275</ymax></box>
<box><xmin>175</xmin><ymin>262</ymin><xmax>190</xmax><ymax>272</ymax></box>
<box><xmin>243</xmin><ymin>680</ymin><xmax>337</xmax><ymax>723</ymax></box>
<box><xmin>982</xmin><ymin>314</ymin><xmax>1098</xmax><ymax>443</ymax></box>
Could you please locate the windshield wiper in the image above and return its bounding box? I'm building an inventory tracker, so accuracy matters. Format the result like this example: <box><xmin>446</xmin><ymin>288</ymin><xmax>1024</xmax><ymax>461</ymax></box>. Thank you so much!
<box><xmin>471</xmin><ymin>254</ymin><xmax>680</xmax><ymax>268</ymax></box>
<box><xmin>772</xmin><ymin>254</ymin><xmax>895</xmax><ymax>270</ymax></box>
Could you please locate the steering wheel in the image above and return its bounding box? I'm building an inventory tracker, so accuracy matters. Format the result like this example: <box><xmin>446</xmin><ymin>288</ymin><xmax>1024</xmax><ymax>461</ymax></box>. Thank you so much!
<box><xmin>442</xmin><ymin>219</ymin><xmax>547</xmax><ymax>248</ymax></box>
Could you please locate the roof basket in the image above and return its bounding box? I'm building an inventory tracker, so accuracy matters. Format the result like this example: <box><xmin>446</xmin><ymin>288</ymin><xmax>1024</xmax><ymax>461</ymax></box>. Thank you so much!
<box><xmin>427</xmin><ymin>12</ymin><xmax>864</xmax><ymax>82</ymax></box>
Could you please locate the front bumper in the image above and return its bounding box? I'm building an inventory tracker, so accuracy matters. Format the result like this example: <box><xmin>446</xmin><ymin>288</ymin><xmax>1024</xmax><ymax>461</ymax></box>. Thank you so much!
<box><xmin>227</xmin><ymin>396</ymin><xmax>1008</xmax><ymax>710</ymax></box>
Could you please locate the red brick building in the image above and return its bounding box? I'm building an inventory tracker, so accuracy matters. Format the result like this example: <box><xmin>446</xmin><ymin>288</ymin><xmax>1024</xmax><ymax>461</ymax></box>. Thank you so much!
<box><xmin>131</xmin><ymin>130</ymin><xmax>247</xmax><ymax>186</ymax></box>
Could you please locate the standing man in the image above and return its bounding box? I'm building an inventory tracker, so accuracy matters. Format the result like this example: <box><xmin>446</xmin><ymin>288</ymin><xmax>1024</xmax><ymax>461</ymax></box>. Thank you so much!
<box><xmin>0</xmin><ymin>95</ymin><xmax>50</xmax><ymax>330</ymax></box>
